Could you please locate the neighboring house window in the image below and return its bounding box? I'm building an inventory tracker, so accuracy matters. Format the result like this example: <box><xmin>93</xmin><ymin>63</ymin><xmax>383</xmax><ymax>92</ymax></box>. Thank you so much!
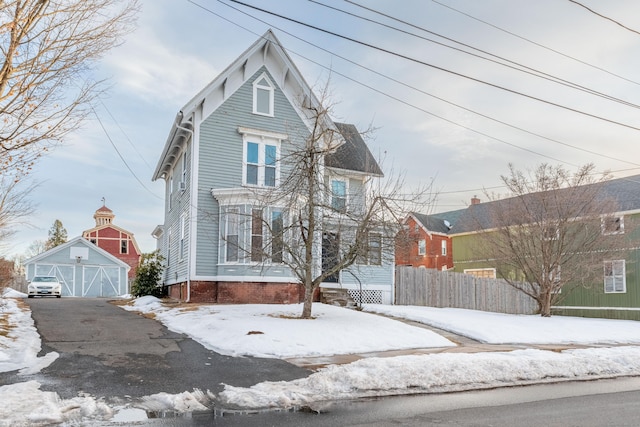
<box><xmin>121</xmin><ymin>239</ymin><xmax>128</xmax><ymax>254</ymax></box>
<box><xmin>602</xmin><ymin>216</ymin><xmax>624</xmax><ymax>235</ymax></box>
<box><xmin>251</xmin><ymin>209</ymin><xmax>263</xmax><ymax>262</ymax></box>
<box><xmin>542</xmin><ymin>224</ymin><xmax>559</xmax><ymax>241</ymax></box>
<box><xmin>253</xmin><ymin>73</ymin><xmax>274</xmax><ymax>116</ymax></box>
<box><xmin>441</xmin><ymin>239</ymin><xmax>447</xmax><ymax>256</ymax></box>
<box><xmin>244</xmin><ymin>140</ymin><xmax>279</xmax><ymax>187</ymax></box>
<box><xmin>271</xmin><ymin>210</ymin><xmax>284</xmax><ymax>263</ymax></box>
<box><xmin>604</xmin><ymin>260</ymin><xmax>626</xmax><ymax>293</ymax></box>
<box><xmin>418</xmin><ymin>239</ymin><xmax>426</xmax><ymax>256</ymax></box>
<box><xmin>225</xmin><ymin>207</ymin><xmax>240</xmax><ymax>262</ymax></box>
<box><xmin>331</xmin><ymin>179</ymin><xmax>347</xmax><ymax>212</ymax></box>
<box><xmin>464</xmin><ymin>268</ymin><xmax>496</xmax><ymax>279</ymax></box>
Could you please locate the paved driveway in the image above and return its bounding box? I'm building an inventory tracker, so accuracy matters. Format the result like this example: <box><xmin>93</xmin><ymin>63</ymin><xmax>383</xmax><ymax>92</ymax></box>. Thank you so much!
<box><xmin>15</xmin><ymin>298</ymin><xmax>310</xmax><ymax>400</ymax></box>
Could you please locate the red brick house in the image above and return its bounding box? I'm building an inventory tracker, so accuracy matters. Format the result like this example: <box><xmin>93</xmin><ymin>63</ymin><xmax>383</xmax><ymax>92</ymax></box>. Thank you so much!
<box><xmin>82</xmin><ymin>204</ymin><xmax>141</xmax><ymax>281</ymax></box>
<box><xmin>395</xmin><ymin>212</ymin><xmax>461</xmax><ymax>270</ymax></box>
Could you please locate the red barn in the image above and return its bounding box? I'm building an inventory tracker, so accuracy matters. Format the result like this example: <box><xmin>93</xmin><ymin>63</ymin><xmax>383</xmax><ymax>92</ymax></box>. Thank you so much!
<box><xmin>82</xmin><ymin>204</ymin><xmax>141</xmax><ymax>281</ymax></box>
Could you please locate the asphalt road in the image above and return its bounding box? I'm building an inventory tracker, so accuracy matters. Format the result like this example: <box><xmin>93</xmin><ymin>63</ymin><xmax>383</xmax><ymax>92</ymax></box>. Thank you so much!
<box><xmin>10</xmin><ymin>298</ymin><xmax>310</xmax><ymax>402</ymax></box>
<box><xmin>198</xmin><ymin>377</ymin><xmax>640</xmax><ymax>427</ymax></box>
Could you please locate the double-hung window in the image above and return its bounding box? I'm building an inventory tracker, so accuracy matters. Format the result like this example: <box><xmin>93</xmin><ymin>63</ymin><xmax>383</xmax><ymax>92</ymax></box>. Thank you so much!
<box><xmin>225</xmin><ymin>207</ymin><xmax>240</xmax><ymax>262</ymax></box>
<box><xmin>179</xmin><ymin>214</ymin><xmax>187</xmax><ymax>260</ymax></box>
<box><xmin>251</xmin><ymin>209</ymin><xmax>263</xmax><ymax>262</ymax></box>
<box><xmin>331</xmin><ymin>179</ymin><xmax>347</xmax><ymax>212</ymax></box>
<box><xmin>239</xmin><ymin>128</ymin><xmax>286</xmax><ymax>188</ymax></box>
<box><xmin>441</xmin><ymin>240</ymin><xmax>447</xmax><ymax>256</ymax></box>
<box><xmin>604</xmin><ymin>260</ymin><xmax>626</xmax><ymax>293</ymax></box>
<box><xmin>418</xmin><ymin>239</ymin><xmax>426</xmax><ymax>256</ymax></box>
<box><xmin>357</xmin><ymin>233</ymin><xmax>382</xmax><ymax>265</ymax></box>
<box><xmin>271</xmin><ymin>210</ymin><xmax>284</xmax><ymax>263</ymax></box>
<box><xmin>602</xmin><ymin>216</ymin><xmax>624</xmax><ymax>235</ymax></box>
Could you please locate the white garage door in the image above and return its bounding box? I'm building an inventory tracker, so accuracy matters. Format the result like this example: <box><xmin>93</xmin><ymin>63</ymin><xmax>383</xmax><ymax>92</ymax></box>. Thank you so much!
<box><xmin>34</xmin><ymin>264</ymin><xmax>75</xmax><ymax>296</ymax></box>
<box><xmin>82</xmin><ymin>266</ymin><xmax>122</xmax><ymax>297</ymax></box>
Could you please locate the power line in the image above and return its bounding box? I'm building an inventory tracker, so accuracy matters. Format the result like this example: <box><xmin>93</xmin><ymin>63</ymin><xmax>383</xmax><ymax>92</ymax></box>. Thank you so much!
<box><xmin>227</xmin><ymin>0</ymin><xmax>640</xmax><ymax>133</ymax></box>
<box><xmin>335</xmin><ymin>0</ymin><xmax>640</xmax><ymax>110</ymax></box>
<box><xmin>186</xmin><ymin>1</ymin><xmax>640</xmax><ymax>200</ymax></box>
<box><xmin>568</xmin><ymin>0</ymin><xmax>640</xmax><ymax>36</ymax></box>
<box><xmin>190</xmin><ymin>0</ymin><xmax>577</xmax><ymax>165</ymax></box>
<box><xmin>431</xmin><ymin>0</ymin><xmax>640</xmax><ymax>87</ymax></box>
<box><xmin>91</xmin><ymin>107</ymin><xmax>162</xmax><ymax>200</ymax></box>
<box><xmin>202</xmin><ymin>0</ymin><xmax>640</xmax><ymax>168</ymax></box>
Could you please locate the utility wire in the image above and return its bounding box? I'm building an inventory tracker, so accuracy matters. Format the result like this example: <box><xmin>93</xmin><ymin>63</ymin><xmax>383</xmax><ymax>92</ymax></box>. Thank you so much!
<box><xmin>228</xmin><ymin>0</ymin><xmax>640</xmax><ymax>133</ymax></box>
<box><xmin>431</xmin><ymin>0</ymin><xmax>640</xmax><ymax>87</ymax></box>
<box><xmin>206</xmin><ymin>2</ymin><xmax>640</xmax><ymax>166</ymax></box>
<box><xmin>190</xmin><ymin>0</ymin><xmax>576</xmax><ymax>166</ymax></box>
<box><xmin>191</xmin><ymin>0</ymin><xmax>640</xmax><ymax>168</ymax></box>
<box><xmin>187</xmin><ymin>1</ymin><xmax>640</xmax><ymax>199</ymax></box>
<box><xmin>568</xmin><ymin>0</ymin><xmax>640</xmax><ymax>36</ymax></box>
<box><xmin>91</xmin><ymin>106</ymin><xmax>162</xmax><ymax>200</ymax></box>
<box><xmin>98</xmin><ymin>98</ymin><xmax>155</xmax><ymax>172</ymax></box>
<box><xmin>335</xmin><ymin>0</ymin><xmax>640</xmax><ymax>110</ymax></box>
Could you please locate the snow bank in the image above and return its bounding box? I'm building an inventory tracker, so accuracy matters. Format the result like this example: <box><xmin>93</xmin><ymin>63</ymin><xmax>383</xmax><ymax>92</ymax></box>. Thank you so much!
<box><xmin>0</xmin><ymin>298</ymin><xmax>58</xmax><ymax>373</ymax></box>
<box><xmin>1</xmin><ymin>288</ymin><xmax>26</xmax><ymax>298</ymax></box>
<box><xmin>218</xmin><ymin>346</ymin><xmax>640</xmax><ymax>410</ymax></box>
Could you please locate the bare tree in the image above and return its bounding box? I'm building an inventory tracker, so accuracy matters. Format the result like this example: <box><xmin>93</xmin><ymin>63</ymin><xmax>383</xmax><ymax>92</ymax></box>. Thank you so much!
<box><xmin>474</xmin><ymin>163</ymin><xmax>629</xmax><ymax>317</ymax></box>
<box><xmin>0</xmin><ymin>176</ymin><xmax>35</xmax><ymax>249</ymax></box>
<box><xmin>0</xmin><ymin>0</ymin><xmax>139</xmax><ymax>176</ymax></box>
<box><xmin>235</xmin><ymin>86</ymin><xmax>432</xmax><ymax>319</ymax></box>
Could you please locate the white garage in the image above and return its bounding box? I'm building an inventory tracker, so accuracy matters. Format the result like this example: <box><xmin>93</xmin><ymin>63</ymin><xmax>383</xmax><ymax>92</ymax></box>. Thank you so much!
<box><xmin>24</xmin><ymin>237</ymin><xmax>130</xmax><ymax>297</ymax></box>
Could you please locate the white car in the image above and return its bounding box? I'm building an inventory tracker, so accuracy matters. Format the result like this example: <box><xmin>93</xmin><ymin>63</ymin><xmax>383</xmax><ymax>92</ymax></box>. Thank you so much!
<box><xmin>27</xmin><ymin>276</ymin><xmax>62</xmax><ymax>298</ymax></box>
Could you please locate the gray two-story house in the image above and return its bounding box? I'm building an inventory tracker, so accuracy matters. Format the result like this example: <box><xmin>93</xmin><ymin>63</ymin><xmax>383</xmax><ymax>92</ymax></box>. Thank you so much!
<box><xmin>152</xmin><ymin>30</ymin><xmax>394</xmax><ymax>304</ymax></box>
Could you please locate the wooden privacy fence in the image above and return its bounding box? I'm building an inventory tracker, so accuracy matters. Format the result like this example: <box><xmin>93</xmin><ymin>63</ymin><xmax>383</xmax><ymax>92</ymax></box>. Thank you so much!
<box><xmin>395</xmin><ymin>266</ymin><xmax>538</xmax><ymax>315</ymax></box>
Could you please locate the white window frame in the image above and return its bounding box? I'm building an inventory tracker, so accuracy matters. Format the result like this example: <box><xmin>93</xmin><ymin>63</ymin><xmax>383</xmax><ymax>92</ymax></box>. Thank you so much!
<box><xmin>252</xmin><ymin>72</ymin><xmax>275</xmax><ymax>117</ymax></box>
<box><xmin>418</xmin><ymin>239</ymin><xmax>426</xmax><ymax>256</ymax></box>
<box><xmin>604</xmin><ymin>260</ymin><xmax>626</xmax><ymax>293</ymax></box>
<box><xmin>464</xmin><ymin>268</ymin><xmax>496</xmax><ymax>279</ymax></box>
<box><xmin>239</xmin><ymin>128</ymin><xmax>285</xmax><ymax>188</ymax></box>
<box><xmin>602</xmin><ymin>215</ymin><xmax>624</xmax><ymax>235</ymax></box>
<box><xmin>179</xmin><ymin>213</ymin><xmax>187</xmax><ymax>261</ymax></box>
<box><xmin>181</xmin><ymin>150</ymin><xmax>188</xmax><ymax>186</ymax></box>
<box><xmin>441</xmin><ymin>239</ymin><xmax>447</xmax><ymax>256</ymax></box>
<box><xmin>168</xmin><ymin>175</ymin><xmax>173</xmax><ymax>210</ymax></box>
<box><xmin>331</xmin><ymin>179</ymin><xmax>348</xmax><ymax>212</ymax></box>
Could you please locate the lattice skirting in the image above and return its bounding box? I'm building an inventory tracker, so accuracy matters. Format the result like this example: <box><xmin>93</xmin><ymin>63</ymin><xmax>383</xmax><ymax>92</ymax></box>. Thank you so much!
<box><xmin>347</xmin><ymin>289</ymin><xmax>384</xmax><ymax>305</ymax></box>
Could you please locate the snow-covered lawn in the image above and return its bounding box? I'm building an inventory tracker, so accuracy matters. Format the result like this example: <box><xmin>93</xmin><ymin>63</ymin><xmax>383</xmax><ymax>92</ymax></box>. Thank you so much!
<box><xmin>364</xmin><ymin>304</ymin><xmax>640</xmax><ymax>345</ymax></box>
<box><xmin>4</xmin><ymin>292</ymin><xmax>640</xmax><ymax>423</ymax></box>
<box><xmin>121</xmin><ymin>297</ymin><xmax>455</xmax><ymax>358</ymax></box>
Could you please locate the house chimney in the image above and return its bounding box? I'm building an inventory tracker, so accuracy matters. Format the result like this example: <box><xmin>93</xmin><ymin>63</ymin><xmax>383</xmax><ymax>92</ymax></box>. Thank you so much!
<box><xmin>471</xmin><ymin>195</ymin><xmax>480</xmax><ymax>205</ymax></box>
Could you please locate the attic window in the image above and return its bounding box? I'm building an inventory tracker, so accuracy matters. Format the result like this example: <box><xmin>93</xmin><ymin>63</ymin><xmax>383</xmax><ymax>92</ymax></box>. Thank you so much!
<box><xmin>253</xmin><ymin>73</ymin><xmax>274</xmax><ymax>116</ymax></box>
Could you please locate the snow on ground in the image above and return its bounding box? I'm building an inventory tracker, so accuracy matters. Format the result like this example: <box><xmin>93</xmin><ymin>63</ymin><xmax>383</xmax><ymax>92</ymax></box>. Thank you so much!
<box><xmin>122</xmin><ymin>297</ymin><xmax>455</xmax><ymax>358</ymax></box>
<box><xmin>364</xmin><ymin>305</ymin><xmax>640</xmax><ymax>345</ymax></box>
<box><xmin>4</xmin><ymin>295</ymin><xmax>640</xmax><ymax>421</ymax></box>
<box><xmin>0</xmin><ymin>297</ymin><xmax>58</xmax><ymax>374</ymax></box>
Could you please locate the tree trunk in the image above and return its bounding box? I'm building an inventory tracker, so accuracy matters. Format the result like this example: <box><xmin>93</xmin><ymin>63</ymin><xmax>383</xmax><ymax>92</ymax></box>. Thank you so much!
<box><xmin>301</xmin><ymin>283</ymin><xmax>315</xmax><ymax>319</ymax></box>
<box><xmin>539</xmin><ymin>288</ymin><xmax>553</xmax><ymax>317</ymax></box>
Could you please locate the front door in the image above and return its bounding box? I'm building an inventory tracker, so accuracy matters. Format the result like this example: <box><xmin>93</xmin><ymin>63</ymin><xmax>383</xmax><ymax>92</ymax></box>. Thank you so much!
<box><xmin>322</xmin><ymin>232</ymin><xmax>340</xmax><ymax>283</ymax></box>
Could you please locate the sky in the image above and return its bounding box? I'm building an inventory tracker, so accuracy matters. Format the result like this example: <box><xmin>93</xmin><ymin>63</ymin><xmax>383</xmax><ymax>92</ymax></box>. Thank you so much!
<box><xmin>8</xmin><ymin>0</ymin><xmax>640</xmax><ymax>258</ymax></box>
<box><xmin>4</xmin><ymin>294</ymin><xmax>640</xmax><ymax>423</ymax></box>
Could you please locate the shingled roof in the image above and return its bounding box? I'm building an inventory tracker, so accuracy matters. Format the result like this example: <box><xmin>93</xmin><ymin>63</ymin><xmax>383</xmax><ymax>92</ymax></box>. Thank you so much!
<box><xmin>449</xmin><ymin>174</ymin><xmax>640</xmax><ymax>235</ymax></box>
<box><xmin>412</xmin><ymin>210</ymin><xmax>466</xmax><ymax>234</ymax></box>
<box><xmin>326</xmin><ymin>123</ymin><xmax>383</xmax><ymax>176</ymax></box>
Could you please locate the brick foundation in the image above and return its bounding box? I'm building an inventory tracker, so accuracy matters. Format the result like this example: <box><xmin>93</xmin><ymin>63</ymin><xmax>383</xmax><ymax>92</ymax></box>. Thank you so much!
<box><xmin>165</xmin><ymin>281</ymin><xmax>309</xmax><ymax>304</ymax></box>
